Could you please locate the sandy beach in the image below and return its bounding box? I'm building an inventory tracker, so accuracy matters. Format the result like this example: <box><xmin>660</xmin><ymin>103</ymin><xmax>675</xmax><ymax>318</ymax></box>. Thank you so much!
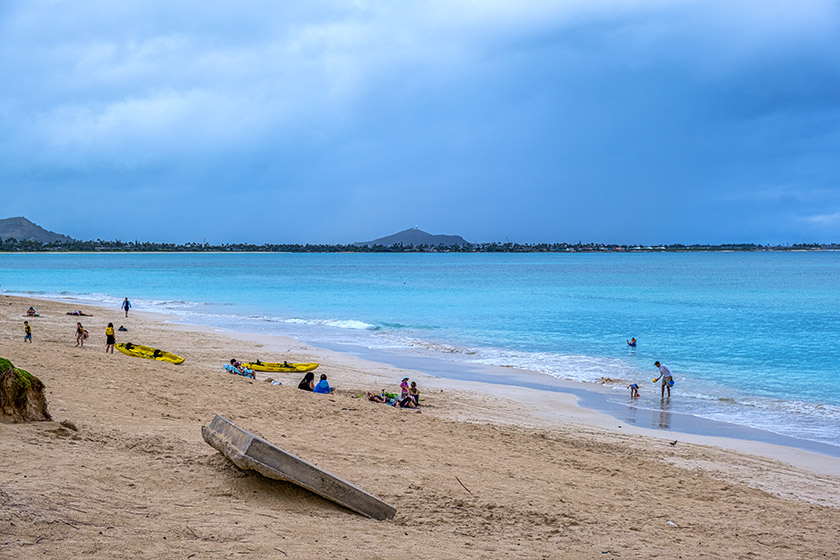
<box><xmin>2</xmin><ymin>294</ymin><xmax>840</xmax><ymax>559</ymax></box>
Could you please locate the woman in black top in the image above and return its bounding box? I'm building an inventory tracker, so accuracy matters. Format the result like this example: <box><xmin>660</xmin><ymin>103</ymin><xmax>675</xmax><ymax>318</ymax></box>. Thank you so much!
<box><xmin>298</xmin><ymin>371</ymin><xmax>315</xmax><ymax>391</ymax></box>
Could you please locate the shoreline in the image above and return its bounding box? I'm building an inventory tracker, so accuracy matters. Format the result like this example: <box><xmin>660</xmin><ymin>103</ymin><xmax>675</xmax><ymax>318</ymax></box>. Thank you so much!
<box><xmin>8</xmin><ymin>280</ymin><xmax>839</xmax><ymax>454</ymax></box>
<box><xmin>13</xmin><ymin>293</ymin><xmax>840</xmax><ymax>473</ymax></box>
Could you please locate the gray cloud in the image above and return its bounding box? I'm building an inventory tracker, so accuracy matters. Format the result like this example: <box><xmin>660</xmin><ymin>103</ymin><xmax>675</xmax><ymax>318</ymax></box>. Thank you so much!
<box><xmin>1</xmin><ymin>1</ymin><xmax>839</xmax><ymax>243</ymax></box>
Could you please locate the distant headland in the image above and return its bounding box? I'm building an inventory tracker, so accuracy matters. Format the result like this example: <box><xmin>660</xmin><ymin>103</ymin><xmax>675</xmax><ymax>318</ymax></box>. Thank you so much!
<box><xmin>354</xmin><ymin>228</ymin><xmax>471</xmax><ymax>248</ymax></box>
<box><xmin>0</xmin><ymin>217</ymin><xmax>836</xmax><ymax>252</ymax></box>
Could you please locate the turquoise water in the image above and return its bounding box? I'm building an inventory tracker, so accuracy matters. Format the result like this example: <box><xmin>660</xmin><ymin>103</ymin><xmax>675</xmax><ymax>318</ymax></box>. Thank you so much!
<box><xmin>2</xmin><ymin>252</ymin><xmax>839</xmax><ymax>448</ymax></box>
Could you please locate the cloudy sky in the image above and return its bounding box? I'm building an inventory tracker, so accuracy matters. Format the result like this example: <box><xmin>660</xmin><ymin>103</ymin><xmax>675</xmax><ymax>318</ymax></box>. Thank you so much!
<box><xmin>1</xmin><ymin>1</ymin><xmax>838</xmax><ymax>244</ymax></box>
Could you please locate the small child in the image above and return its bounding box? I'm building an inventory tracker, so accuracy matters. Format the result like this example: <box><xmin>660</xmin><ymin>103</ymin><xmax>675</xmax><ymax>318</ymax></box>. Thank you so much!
<box><xmin>24</xmin><ymin>321</ymin><xmax>32</xmax><ymax>343</ymax></box>
<box><xmin>627</xmin><ymin>383</ymin><xmax>640</xmax><ymax>398</ymax></box>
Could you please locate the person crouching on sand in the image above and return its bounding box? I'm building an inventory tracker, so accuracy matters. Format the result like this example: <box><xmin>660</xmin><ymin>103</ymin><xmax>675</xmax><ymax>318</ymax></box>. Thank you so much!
<box><xmin>105</xmin><ymin>322</ymin><xmax>115</xmax><ymax>354</ymax></box>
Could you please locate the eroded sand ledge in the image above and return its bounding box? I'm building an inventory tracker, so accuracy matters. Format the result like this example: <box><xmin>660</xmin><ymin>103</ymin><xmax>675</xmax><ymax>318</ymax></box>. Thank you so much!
<box><xmin>1</xmin><ymin>294</ymin><xmax>839</xmax><ymax>559</ymax></box>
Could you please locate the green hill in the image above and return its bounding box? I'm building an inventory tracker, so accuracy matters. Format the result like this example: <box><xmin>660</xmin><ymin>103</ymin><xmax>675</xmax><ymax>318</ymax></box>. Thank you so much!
<box><xmin>354</xmin><ymin>228</ymin><xmax>471</xmax><ymax>247</ymax></box>
<box><xmin>0</xmin><ymin>217</ymin><xmax>74</xmax><ymax>243</ymax></box>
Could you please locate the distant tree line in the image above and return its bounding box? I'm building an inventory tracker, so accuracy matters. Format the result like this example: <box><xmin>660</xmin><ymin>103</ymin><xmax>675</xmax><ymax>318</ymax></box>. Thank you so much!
<box><xmin>0</xmin><ymin>238</ymin><xmax>835</xmax><ymax>253</ymax></box>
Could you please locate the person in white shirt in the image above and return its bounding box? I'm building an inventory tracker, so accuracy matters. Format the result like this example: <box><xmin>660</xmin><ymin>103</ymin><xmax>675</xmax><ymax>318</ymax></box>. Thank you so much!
<box><xmin>653</xmin><ymin>361</ymin><xmax>673</xmax><ymax>398</ymax></box>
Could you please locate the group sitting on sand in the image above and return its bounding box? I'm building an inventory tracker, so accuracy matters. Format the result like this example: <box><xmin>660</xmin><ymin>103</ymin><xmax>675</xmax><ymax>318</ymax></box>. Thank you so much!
<box><xmin>221</xmin><ymin>361</ymin><xmax>423</xmax><ymax>409</ymax></box>
<box><xmin>297</xmin><ymin>372</ymin><xmax>334</xmax><ymax>394</ymax></box>
<box><xmin>365</xmin><ymin>377</ymin><xmax>421</xmax><ymax>408</ymax></box>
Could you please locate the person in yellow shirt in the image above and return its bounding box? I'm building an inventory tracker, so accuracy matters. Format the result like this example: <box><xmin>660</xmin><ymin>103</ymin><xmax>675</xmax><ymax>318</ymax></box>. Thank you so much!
<box><xmin>24</xmin><ymin>321</ymin><xmax>32</xmax><ymax>343</ymax></box>
<box><xmin>105</xmin><ymin>322</ymin><xmax>116</xmax><ymax>354</ymax></box>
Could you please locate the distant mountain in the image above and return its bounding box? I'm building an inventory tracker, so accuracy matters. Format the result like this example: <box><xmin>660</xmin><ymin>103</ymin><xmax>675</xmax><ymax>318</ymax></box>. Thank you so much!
<box><xmin>355</xmin><ymin>228</ymin><xmax>471</xmax><ymax>247</ymax></box>
<box><xmin>0</xmin><ymin>217</ymin><xmax>74</xmax><ymax>243</ymax></box>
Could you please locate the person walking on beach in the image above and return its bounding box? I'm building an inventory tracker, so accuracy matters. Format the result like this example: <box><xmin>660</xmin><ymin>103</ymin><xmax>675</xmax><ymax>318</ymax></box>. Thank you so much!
<box><xmin>653</xmin><ymin>361</ymin><xmax>673</xmax><ymax>398</ymax></box>
<box><xmin>24</xmin><ymin>321</ymin><xmax>32</xmax><ymax>343</ymax></box>
<box><xmin>105</xmin><ymin>322</ymin><xmax>116</xmax><ymax>354</ymax></box>
<box><xmin>121</xmin><ymin>298</ymin><xmax>131</xmax><ymax>317</ymax></box>
<box><xmin>75</xmin><ymin>322</ymin><xmax>86</xmax><ymax>348</ymax></box>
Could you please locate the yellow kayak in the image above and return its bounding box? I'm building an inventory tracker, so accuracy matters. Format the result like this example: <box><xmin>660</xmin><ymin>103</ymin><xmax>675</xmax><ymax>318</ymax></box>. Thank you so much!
<box><xmin>241</xmin><ymin>361</ymin><xmax>318</xmax><ymax>373</ymax></box>
<box><xmin>115</xmin><ymin>343</ymin><xmax>185</xmax><ymax>365</ymax></box>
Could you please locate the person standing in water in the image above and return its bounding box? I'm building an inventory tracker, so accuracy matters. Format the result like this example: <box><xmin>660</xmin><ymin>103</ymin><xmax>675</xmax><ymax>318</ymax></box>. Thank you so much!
<box><xmin>627</xmin><ymin>337</ymin><xmax>637</xmax><ymax>347</ymax></box>
<box><xmin>121</xmin><ymin>298</ymin><xmax>131</xmax><ymax>317</ymax></box>
<box><xmin>653</xmin><ymin>361</ymin><xmax>673</xmax><ymax>398</ymax></box>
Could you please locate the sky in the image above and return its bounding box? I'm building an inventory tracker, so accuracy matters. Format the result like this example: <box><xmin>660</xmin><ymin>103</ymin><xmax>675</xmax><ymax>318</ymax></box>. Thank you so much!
<box><xmin>1</xmin><ymin>1</ymin><xmax>839</xmax><ymax>245</ymax></box>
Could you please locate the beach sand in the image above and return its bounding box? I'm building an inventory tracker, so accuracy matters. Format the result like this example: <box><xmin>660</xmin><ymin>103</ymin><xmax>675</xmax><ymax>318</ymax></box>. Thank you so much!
<box><xmin>1</xmin><ymin>294</ymin><xmax>839</xmax><ymax>559</ymax></box>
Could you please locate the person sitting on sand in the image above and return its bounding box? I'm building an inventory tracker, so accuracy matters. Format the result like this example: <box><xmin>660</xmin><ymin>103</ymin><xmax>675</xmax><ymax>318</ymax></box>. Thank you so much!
<box><xmin>409</xmin><ymin>381</ymin><xmax>420</xmax><ymax>405</ymax></box>
<box><xmin>26</xmin><ymin>306</ymin><xmax>37</xmax><ymax>317</ymax></box>
<box><xmin>312</xmin><ymin>374</ymin><xmax>334</xmax><ymax>394</ymax></box>
<box><xmin>627</xmin><ymin>383</ymin><xmax>640</xmax><ymax>398</ymax></box>
<box><xmin>627</xmin><ymin>337</ymin><xmax>637</xmax><ymax>347</ymax></box>
<box><xmin>230</xmin><ymin>359</ymin><xmax>255</xmax><ymax>378</ymax></box>
<box><xmin>298</xmin><ymin>371</ymin><xmax>315</xmax><ymax>391</ymax></box>
<box><xmin>398</xmin><ymin>395</ymin><xmax>417</xmax><ymax>408</ymax></box>
<box><xmin>75</xmin><ymin>322</ymin><xmax>85</xmax><ymax>347</ymax></box>
<box><xmin>367</xmin><ymin>391</ymin><xmax>414</xmax><ymax>408</ymax></box>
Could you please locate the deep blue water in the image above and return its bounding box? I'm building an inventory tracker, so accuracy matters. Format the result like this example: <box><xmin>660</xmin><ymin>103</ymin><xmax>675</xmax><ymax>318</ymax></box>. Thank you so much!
<box><xmin>2</xmin><ymin>251</ymin><xmax>839</xmax><ymax>447</ymax></box>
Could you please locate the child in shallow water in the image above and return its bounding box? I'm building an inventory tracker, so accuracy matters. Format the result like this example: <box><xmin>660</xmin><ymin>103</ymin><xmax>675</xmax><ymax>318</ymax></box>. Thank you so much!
<box><xmin>627</xmin><ymin>383</ymin><xmax>640</xmax><ymax>398</ymax></box>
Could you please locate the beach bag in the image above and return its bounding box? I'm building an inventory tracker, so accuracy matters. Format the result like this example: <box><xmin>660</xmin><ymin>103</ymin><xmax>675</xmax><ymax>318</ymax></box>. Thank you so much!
<box><xmin>668</xmin><ymin>378</ymin><xmax>674</xmax><ymax>387</ymax></box>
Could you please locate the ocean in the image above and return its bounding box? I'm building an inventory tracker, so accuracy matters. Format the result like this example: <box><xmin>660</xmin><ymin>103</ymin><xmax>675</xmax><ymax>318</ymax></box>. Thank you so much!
<box><xmin>2</xmin><ymin>251</ymin><xmax>839</xmax><ymax>450</ymax></box>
